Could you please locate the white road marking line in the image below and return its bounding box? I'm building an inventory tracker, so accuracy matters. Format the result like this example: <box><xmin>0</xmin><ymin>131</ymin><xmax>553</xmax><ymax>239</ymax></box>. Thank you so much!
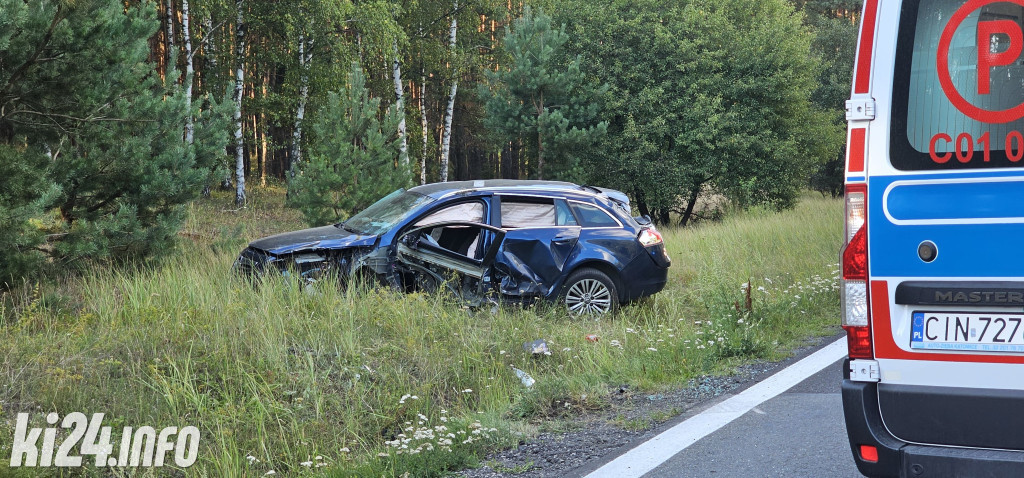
<box><xmin>586</xmin><ymin>337</ymin><xmax>848</xmax><ymax>478</ymax></box>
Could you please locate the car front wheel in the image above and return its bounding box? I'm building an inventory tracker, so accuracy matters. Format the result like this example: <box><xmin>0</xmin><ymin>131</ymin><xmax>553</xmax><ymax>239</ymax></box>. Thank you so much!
<box><xmin>562</xmin><ymin>268</ymin><xmax>618</xmax><ymax>315</ymax></box>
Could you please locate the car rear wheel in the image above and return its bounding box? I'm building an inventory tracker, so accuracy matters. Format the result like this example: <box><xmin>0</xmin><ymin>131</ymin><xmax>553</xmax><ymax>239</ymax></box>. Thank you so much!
<box><xmin>562</xmin><ymin>268</ymin><xmax>618</xmax><ymax>315</ymax></box>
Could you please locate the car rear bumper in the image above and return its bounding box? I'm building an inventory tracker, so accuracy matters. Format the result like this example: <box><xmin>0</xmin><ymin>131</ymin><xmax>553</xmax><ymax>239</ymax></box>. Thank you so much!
<box><xmin>842</xmin><ymin>360</ymin><xmax>1024</xmax><ymax>477</ymax></box>
<box><xmin>619</xmin><ymin>253</ymin><xmax>669</xmax><ymax>300</ymax></box>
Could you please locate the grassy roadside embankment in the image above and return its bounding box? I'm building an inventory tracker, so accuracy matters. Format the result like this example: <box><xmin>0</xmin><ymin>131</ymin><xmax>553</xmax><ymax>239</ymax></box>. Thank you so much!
<box><xmin>0</xmin><ymin>187</ymin><xmax>842</xmax><ymax>476</ymax></box>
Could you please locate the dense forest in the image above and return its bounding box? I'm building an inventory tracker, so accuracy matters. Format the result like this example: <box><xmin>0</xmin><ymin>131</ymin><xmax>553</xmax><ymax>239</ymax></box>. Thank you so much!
<box><xmin>0</xmin><ymin>0</ymin><xmax>861</xmax><ymax>283</ymax></box>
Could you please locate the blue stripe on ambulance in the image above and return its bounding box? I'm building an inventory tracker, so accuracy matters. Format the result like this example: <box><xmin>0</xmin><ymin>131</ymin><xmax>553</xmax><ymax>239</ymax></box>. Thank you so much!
<box><xmin>868</xmin><ymin>171</ymin><xmax>1024</xmax><ymax>278</ymax></box>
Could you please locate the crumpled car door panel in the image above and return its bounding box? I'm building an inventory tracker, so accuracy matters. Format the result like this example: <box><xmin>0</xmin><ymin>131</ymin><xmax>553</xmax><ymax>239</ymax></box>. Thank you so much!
<box><xmin>494</xmin><ymin>227</ymin><xmax>581</xmax><ymax>297</ymax></box>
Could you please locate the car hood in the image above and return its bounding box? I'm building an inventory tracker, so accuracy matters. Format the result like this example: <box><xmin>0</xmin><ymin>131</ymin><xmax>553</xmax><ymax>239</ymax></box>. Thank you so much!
<box><xmin>248</xmin><ymin>225</ymin><xmax>378</xmax><ymax>255</ymax></box>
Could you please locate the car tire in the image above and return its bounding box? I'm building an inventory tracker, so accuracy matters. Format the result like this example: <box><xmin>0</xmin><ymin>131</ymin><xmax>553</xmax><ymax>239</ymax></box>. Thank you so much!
<box><xmin>562</xmin><ymin>268</ymin><xmax>619</xmax><ymax>315</ymax></box>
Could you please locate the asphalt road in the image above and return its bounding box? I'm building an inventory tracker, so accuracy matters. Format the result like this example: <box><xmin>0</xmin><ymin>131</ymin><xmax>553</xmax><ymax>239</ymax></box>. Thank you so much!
<box><xmin>642</xmin><ymin>358</ymin><xmax>862</xmax><ymax>478</ymax></box>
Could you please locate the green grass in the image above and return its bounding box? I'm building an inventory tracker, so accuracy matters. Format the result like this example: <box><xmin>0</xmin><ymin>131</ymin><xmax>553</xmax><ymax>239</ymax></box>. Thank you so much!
<box><xmin>0</xmin><ymin>189</ymin><xmax>842</xmax><ymax>476</ymax></box>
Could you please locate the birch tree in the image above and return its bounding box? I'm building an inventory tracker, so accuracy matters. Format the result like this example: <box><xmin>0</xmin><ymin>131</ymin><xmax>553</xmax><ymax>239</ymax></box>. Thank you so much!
<box><xmin>420</xmin><ymin>67</ymin><xmax>428</xmax><ymax>184</ymax></box>
<box><xmin>290</xmin><ymin>31</ymin><xmax>313</xmax><ymax>178</ymax></box>
<box><xmin>183</xmin><ymin>0</ymin><xmax>195</xmax><ymax>144</ymax></box>
<box><xmin>393</xmin><ymin>42</ymin><xmax>409</xmax><ymax>165</ymax></box>
<box><xmin>438</xmin><ymin>0</ymin><xmax>458</xmax><ymax>182</ymax></box>
<box><xmin>233</xmin><ymin>0</ymin><xmax>246</xmax><ymax>206</ymax></box>
<box><xmin>166</xmin><ymin>0</ymin><xmax>176</xmax><ymax>71</ymax></box>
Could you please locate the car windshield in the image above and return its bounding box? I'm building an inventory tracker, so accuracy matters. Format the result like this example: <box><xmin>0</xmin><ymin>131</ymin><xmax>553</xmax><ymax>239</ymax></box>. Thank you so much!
<box><xmin>340</xmin><ymin>189</ymin><xmax>435</xmax><ymax>236</ymax></box>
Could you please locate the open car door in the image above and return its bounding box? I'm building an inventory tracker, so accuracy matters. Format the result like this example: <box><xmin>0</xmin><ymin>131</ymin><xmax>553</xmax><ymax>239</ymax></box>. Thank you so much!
<box><xmin>394</xmin><ymin>221</ymin><xmax>505</xmax><ymax>303</ymax></box>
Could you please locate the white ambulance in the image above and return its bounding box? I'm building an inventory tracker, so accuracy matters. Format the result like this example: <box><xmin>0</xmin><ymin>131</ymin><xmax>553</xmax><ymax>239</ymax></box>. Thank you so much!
<box><xmin>841</xmin><ymin>0</ymin><xmax>1024</xmax><ymax>475</ymax></box>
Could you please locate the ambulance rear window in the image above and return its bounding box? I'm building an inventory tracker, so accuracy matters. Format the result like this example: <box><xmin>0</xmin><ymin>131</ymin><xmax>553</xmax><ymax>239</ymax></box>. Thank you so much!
<box><xmin>892</xmin><ymin>0</ymin><xmax>1024</xmax><ymax>170</ymax></box>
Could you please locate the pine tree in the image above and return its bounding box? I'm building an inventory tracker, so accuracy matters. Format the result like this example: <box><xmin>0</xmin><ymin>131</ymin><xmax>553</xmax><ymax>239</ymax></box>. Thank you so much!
<box><xmin>288</xmin><ymin>63</ymin><xmax>410</xmax><ymax>226</ymax></box>
<box><xmin>480</xmin><ymin>7</ymin><xmax>607</xmax><ymax>180</ymax></box>
<box><xmin>0</xmin><ymin>0</ymin><xmax>230</xmax><ymax>282</ymax></box>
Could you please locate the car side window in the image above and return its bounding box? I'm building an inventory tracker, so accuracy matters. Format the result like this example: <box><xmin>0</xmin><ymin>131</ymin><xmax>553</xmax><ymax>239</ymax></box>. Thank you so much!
<box><xmin>414</xmin><ymin>201</ymin><xmax>485</xmax><ymax>227</ymax></box>
<box><xmin>500</xmin><ymin>199</ymin><xmax>556</xmax><ymax>228</ymax></box>
<box><xmin>570</xmin><ymin>202</ymin><xmax>619</xmax><ymax>227</ymax></box>
<box><xmin>555</xmin><ymin>200</ymin><xmax>578</xmax><ymax>226</ymax></box>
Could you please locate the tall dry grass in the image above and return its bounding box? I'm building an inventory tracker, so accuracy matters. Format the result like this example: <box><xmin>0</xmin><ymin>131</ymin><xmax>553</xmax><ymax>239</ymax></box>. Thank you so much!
<box><xmin>0</xmin><ymin>189</ymin><xmax>842</xmax><ymax>476</ymax></box>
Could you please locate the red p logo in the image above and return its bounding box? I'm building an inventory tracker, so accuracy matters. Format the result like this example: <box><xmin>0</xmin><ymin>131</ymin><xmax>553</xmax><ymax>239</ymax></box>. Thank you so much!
<box><xmin>977</xmin><ymin>20</ymin><xmax>1023</xmax><ymax>95</ymax></box>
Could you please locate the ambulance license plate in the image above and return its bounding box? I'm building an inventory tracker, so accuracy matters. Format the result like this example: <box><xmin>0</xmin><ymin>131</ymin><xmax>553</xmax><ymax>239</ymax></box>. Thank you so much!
<box><xmin>911</xmin><ymin>311</ymin><xmax>1024</xmax><ymax>352</ymax></box>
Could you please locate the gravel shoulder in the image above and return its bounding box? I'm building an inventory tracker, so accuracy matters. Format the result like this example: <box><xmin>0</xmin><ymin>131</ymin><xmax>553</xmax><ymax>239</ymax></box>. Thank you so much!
<box><xmin>461</xmin><ymin>331</ymin><xmax>845</xmax><ymax>478</ymax></box>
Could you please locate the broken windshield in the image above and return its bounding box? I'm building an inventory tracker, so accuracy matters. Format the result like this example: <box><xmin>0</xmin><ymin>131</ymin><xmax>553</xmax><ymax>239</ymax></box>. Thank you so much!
<box><xmin>341</xmin><ymin>189</ymin><xmax>436</xmax><ymax>236</ymax></box>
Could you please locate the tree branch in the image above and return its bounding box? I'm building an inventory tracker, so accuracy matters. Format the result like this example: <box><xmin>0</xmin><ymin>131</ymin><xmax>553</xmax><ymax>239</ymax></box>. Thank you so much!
<box><xmin>1</xmin><ymin>4</ymin><xmax>64</xmax><ymax>98</ymax></box>
<box><xmin>188</xmin><ymin>20</ymin><xmax>228</xmax><ymax>61</ymax></box>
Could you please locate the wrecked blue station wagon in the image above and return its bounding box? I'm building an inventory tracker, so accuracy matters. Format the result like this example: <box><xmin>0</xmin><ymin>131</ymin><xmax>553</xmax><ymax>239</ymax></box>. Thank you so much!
<box><xmin>234</xmin><ymin>180</ymin><xmax>670</xmax><ymax>314</ymax></box>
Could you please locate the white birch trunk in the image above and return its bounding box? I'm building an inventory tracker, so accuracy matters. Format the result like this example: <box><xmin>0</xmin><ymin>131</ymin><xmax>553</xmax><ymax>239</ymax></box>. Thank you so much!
<box><xmin>166</xmin><ymin>0</ymin><xmax>176</xmax><ymax>69</ymax></box>
<box><xmin>182</xmin><ymin>0</ymin><xmax>194</xmax><ymax>144</ymax></box>
<box><xmin>439</xmin><ymin>1</ymin><xmax>458</xmax><ymax>183</ymax></box>
<box><xmin>204</xmin><ymin>16</ymin><xmax>217</xmax><ymax>75</ymax></box>
<box><xmin>290</xmin><ymin>33</ymin><xmax>312</xmax><ymax>178</ymax></box>
<box><xmin>392</xmin><ymin>42</ymin><xmax>409</xmax><ymax>165</ymax></box>
<box><xmin>419</xmin><ymin>70</ymin><xmax>428</xmax><ymax>184</ymax></box>
<box><xmin>233</xmin><ymin>0</ymin><xmax>246</xmax><ymax>206</ymax></box>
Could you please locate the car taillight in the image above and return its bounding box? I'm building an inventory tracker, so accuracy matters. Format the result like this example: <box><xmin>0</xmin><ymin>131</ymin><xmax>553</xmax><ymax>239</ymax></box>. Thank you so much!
<box><xmin>638</xmin><ymin>227</ymin><xmax>663</xmax><ymax>247</ymax></box>
<box><xmin>841</xmin><ymin>183</ymin><xmax>872</xmax><ymax>359</ymax></box>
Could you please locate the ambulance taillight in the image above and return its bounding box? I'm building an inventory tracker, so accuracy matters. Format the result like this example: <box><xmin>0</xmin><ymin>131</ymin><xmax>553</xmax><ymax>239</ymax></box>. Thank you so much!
<box><xmin>841</xmin><ymin>183</ymin><xmax>871</xmax><ymax>358</ymax></box>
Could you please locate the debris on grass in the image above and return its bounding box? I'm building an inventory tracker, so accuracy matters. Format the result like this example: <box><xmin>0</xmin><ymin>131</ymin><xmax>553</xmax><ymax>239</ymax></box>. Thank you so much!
<box><xmin>524</xmin><ymin>339</ymin><xmax>550</xmax><ymax>355</ymax></box>
<box><xmin>512</xmin><ymin>366</ymin><xmax>535</xmax><ymax>388</ymax></box>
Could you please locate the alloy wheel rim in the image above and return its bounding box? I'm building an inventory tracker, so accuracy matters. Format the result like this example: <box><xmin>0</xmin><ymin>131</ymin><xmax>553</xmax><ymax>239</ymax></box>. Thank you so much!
<box><xmin>565</xmin><ymin>278</ymin><xmax>612</xmax><ymax>315</ymax></box>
